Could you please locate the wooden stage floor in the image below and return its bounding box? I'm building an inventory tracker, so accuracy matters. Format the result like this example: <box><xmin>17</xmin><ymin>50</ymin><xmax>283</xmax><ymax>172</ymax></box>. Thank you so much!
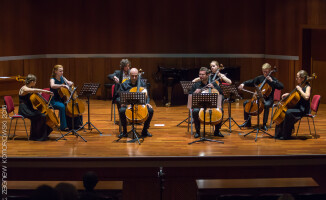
<box><xmin>4</xmin><ymin>99</ymin><xmax>326</xmax><ymax>158</ymax></box>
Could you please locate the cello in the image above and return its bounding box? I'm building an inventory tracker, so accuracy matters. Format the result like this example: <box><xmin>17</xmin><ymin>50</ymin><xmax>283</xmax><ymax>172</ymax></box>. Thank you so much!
<box><xmin>243</xmin><ymin>67</ymin><xmax>277</xmax><ymax>116</ymax></box>
<box><xmin>125</xmin><ymin>69</ymin><xmax>149</xmax><ymax>123</ymax></box>
<box><xmin>272</xmin><ymin>73</ymin><xmax>317</xmax><ymax>125</ymax></box>
<box><xmin>30</xmin><ymin>93</ymin><xmax>60</xmax><ymax>128</ymax></box>
<box><xmin>198</xmin><ymin>72</ymin><xmax>223</xmax><ymax>125</ymax></box>
<box><xmin>16</xmin><ymin>75</ymin><xmax>60</xmax><ymax>128</ymax></box>
<box><xmin>58</xmin><ymin>77</ymin><xmax>85</xmax><ymax>117</ymax></box>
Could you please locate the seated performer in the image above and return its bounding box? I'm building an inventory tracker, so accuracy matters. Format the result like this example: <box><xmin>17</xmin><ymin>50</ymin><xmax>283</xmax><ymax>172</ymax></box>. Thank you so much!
<box><xmin>238</xmin><ymin>63</ymin><xmax>284</xmax><ymax>130</ymax></box>
<box><xmin>107</xmin><ymin>58</ymin><xmax>131</xmax><ymax>108</ymax></box>
<box><xmin>50</xmin><ymin>65</ymin><xmax>83</xmax><ymax>131</ymax></box>
<box><xmin>275</xmin><ymin>70</ymin><xmax>311</xmax><ymax>140</ymax></box>
<box><xmin>117</xmin><ymin>68</ymin><xmax>154</xmax><ymax>138</ymax></box>
<box><xmin>189</xmin><ymin>67</ymin><xmax>224</xmax><ymax>138</ymax></box>
<box><xmin>18</xmin><ymin>74</ymin><xmax>53</xmax><ymax>141</ymax></box>
<box><xmin>192</xmin><ymin>60</ymin><xmax>232</xmax><ymax>85</ymax></box>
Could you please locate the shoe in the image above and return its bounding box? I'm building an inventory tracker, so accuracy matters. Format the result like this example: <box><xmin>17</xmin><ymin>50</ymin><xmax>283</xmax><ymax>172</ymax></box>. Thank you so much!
<box><xmin>118</xmin><ymin>132</ymin><xmax>128</xmax><ymax>138</ymax></box>
<box><xmin>239</xmin><ymin>121</ymin><xmax>251</xmax><ymax>128</ymax></box>
<box><xmin>194</xmin><ymin>132</ymin><xmax>200</xmax><ymax>138</ymax></box>
<box><xmin>262</xmin><ymin>124</ymin><xmax>268</xmax><ymax>131</ymax></box>
<box><xmin>61</xmin><ymin>128</ymin><xmax>69</xmax><ymax>132</ymax></box>
<box><xmin>214</xmin><ymin>131</ymin><xmax>224</xmax><ymax>137</ymax></box>
<box><xmin>141</xmin><ymin>131</ymin><xmax>152</xmax><ymax>137</ymax></box>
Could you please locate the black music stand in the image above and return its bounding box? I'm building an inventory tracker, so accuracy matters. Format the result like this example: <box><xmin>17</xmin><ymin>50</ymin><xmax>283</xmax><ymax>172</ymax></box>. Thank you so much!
<box><xmin>188</xmin><ymin>93</ymin><xmax>224</xmax><ymax>145</ymax></box>
<box><xmin>56</xmin><ymin>87</ymin><xmax>87</xmax><ymax>142</ymax></box>
<box><xmin>77</xmin><ymin>83</ymin><xmax>102</xmax><ymax>135</ymax></box>
<box><xmin>116</xmin><ymin>92</ymin><xmax>146</xmax><ymax>145</ymax></box>
<box><xmin>177</xmin><ymin>81</ymin><xmax>194</xmax><ymax>127</ymax></box>
<box><xmin>220</xmin><ymin>84</ymin><xmax>242</xmax><ymax>133</ymax></box>
<box><xmin>243</xmin><ymin>85</ymin><xmax>273</xmax><ymax>142</ymax></box>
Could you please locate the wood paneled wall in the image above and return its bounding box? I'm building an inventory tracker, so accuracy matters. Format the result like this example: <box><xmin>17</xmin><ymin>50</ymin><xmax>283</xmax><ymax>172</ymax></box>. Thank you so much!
<box><xmin>0</xmin><ymin>0</ymin><xmax>265</xmax><ymax>56</ymax></box>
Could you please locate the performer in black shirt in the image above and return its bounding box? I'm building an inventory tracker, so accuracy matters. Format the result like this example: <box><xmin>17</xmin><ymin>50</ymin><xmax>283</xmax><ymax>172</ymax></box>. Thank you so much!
<box><xmin>107</xmin><ymin>59</ymin><xmax>131</xmax><ymax>107</ymax></box>
<box><xmin>189</xmin><ymin>67</ymin><xmax>224</xmax><ymax>138</ymax></box>
<box><xmin>238</xmin><ymin>63</ymin><xmax>284</xmax><ymax>130</ymax></box>
<box><xmin>117</xmin><ymin>68</ymin><xmax>154</xmax><ymax>138</ymax></box>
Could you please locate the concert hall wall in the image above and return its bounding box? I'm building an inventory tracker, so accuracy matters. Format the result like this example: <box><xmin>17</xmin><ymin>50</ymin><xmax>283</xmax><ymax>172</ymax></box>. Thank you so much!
<box><xmin>0</xmin><ymin>0</ymin><xmax>326</xmax><ymax>101</ymax></box>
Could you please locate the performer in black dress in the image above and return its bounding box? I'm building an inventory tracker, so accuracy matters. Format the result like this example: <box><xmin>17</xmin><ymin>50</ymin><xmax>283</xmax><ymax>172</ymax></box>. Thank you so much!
<box><xmin>116</xmin><ymin>68</ymin><xmax>154</xmax><ymax>138</ymax></box>
<box><xmin>275</xmin><ymin>70</ymin><xmax>311</xmax><ymax>140</ymax></box>
<box><xmin>18</xmin><ymin>74</ymin><xmax>53</xmax><ymax>141</ymax></box>
<box><xmin>107</xmin><ymin>59</ymin><xmax>131</xmax><ymax>108</ymax></box>
<box><xmin>238</xmin><ymin>63</ymin><xmax>284</xmax><ymax>130</ymax></box>
<box><xmin>189</xmin><ymin>67</ymin><xmax>224</xmax><ymax>138</ymax></box>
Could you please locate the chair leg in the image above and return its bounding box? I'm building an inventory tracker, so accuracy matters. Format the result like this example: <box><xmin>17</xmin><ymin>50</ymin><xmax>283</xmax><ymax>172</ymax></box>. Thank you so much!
<box><xmin>22</xmin><ymin>118</ymin><xmax>29</xmax><ymax>140</ymax></box>
<box><xmin>312</xmin><ymin>117</ymin><xmax>317</xmax><ymax>139</ymax></box>
<box><xmin>307</xmin><ymin>117</ymin><xmax>312</xmax><ymax>136</ymax></box>
<box><xmin>8</xmin><ymin>118</ymin><xmax>13</xmax><ymax>139</ymax></box>
<box><xmin>296</xmin><ymin>119</ymin><xmax>302</xmax><ymax>136</ymax></box>
<box><xmin>14</xmin><ymin>119</ymin><xmax>18</xmax><ymax>135</ymax></box>
<box><xmin>110</xmin><ymin>103</ymin><xmax>113</xmax><ymax>121</ymax></box>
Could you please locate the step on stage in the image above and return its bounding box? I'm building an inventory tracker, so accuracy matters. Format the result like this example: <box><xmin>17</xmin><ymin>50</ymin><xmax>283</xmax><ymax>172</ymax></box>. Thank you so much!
<box><xmin>4</xmin><ymin>100</ymin><xmax>326</xmax><ymax>199</ymax></box>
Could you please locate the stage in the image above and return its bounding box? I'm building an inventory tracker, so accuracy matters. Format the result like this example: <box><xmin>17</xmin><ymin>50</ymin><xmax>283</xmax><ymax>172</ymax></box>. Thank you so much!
<box><xmin>3</xmin><ymin>99</ymin><xmax>326</xmax><ymax>199</ymax></box>
<box><xmin>4</xmin><ymin>99</ymin><xmax>326</xmax><ymax>157</ymax></box>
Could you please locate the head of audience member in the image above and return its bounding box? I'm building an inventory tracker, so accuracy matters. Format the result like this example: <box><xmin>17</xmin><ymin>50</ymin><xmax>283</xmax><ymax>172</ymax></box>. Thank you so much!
<box><xmin>55</xmin><ymin>182</ymin><xmax>78</xmax><ymax>200</ymax></box>
<box><xmin>31</xmin><ymin>184</ymin><xmax>60</xmax><ymax>200</ymax></box>
<box><xmin>83</xmin><ymin>171</ymin><xmax>99</xmax><ymax>191</ymax></box>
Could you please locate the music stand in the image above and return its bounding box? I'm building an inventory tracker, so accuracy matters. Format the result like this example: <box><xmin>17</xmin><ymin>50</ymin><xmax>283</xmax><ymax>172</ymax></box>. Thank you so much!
<box><xmin>243</xmin><ymin>85</ymin><xmax>273</xmax><ymax>142</ymax></box>
<box><xmin>77</xmin><ymin>83</ymin><xmax>102</xmax><ymax>135</ymax></box>
<box><xmin>116</xmin><ymin>92</ymin><xmax>146</xmax><ymax>145</ymax></box>
<box><xmin>188</xmin><ymin>93</ymin><xmax>224</xmax><ymax>145</ymax></box>
<box><xmin>56</xmin><ymin>87</ymin><xmax>87</xmax><ymax>142</ymax></box>
<box><xmin>220</xmin><ymin>84</ymin><xmax>242</xmax><ymax>133</ymax></box>
<box><xmin>177</xmin><ymin>81</ymin><xmax>194</xmax><ymax>127</ymax></box>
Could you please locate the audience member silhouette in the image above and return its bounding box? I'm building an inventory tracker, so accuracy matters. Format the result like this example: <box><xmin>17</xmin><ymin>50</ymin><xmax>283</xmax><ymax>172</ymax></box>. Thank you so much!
<box><xmin>30</xmin><ymin>184</ymin><xmax>60</xmax><ymax>200</ymax></box>
<box><xmin>55</xmin><ymin>182</ymin><xmax>78</xmax><ymax>200</ymax></box>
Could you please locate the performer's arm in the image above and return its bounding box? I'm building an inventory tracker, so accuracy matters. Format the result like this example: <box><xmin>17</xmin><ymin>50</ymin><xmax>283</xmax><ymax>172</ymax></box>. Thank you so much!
<box><xmin>268</xmin><ymin>77</ymin><xmax>284</xmax><ymax>90</ymax></box>
<box><xmin>108</xmin><ymin>70</ymin><xmax>120</xmax><ymax>83</ymax></box>
<box><xmin>297</xmin><ymin>85</ymin><xmax>311</xmax><ymax>101</ymax></box>
<box><xmin>218</xmin><ymin>72</ymin><xmax>232</xmax><ymax>84</ymax></box>
<box><xmin>50</xmin><ymin>79</ymin><xmax>69</xmax><ymax>89</ymax></box>
<box><xmin>19</xmin><ymin>86</ymin><xmax>53</xmax><ymax>96</ymax></box>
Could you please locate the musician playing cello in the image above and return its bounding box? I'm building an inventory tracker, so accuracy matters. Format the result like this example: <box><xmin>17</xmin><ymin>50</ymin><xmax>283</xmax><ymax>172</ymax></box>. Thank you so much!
<box><xmin>238</xmin><ymin>63</ymin><xmax>284</xmax><ymax>130</ymax></box>
<box><xmin>192</xmin><ymin>60</ymin><xmax>232</xmax><ymax>85</ymax></box>
<box><xmin>189</xmin><ymin>67</ymin><xmax>224</xmax><ymax>138</ymax></box>
<box><xmin>18</xmin><ymin>74</ymin><xmax>54</xmax><ymax>141</ymax></box>
<box><xmin>275</xmin><ymin>70</ymin><xmax>311</xmax><ymax>140</ymax></box>
<box><xmin>107</xmin><ymin>59</ymin><xmax>131</xmax><ymax>108</ymax></box>
<box><xmin>50</xmin><ymin>65</ymin><xmax>83</xmax><ymax>131</ymax></box>
<box><xmin>117</xmin><ymin>68</ymin><xmax>154</xmax><ymax>138</ymax></box>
